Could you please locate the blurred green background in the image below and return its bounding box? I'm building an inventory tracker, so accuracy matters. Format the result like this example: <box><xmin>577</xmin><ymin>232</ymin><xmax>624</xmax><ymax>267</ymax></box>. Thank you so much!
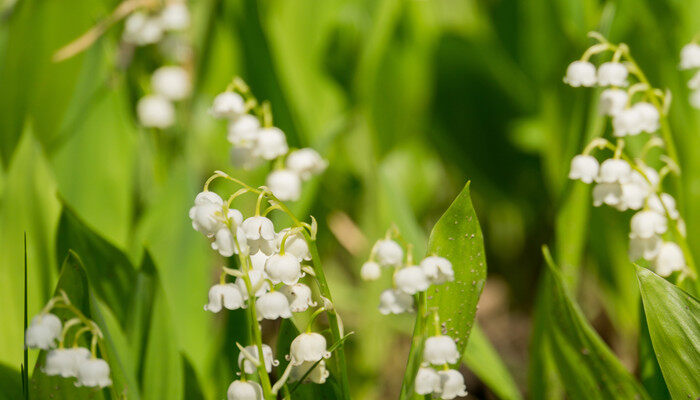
<box><xmin>1</xmin><ymin>0</ymin><xmax>700</xmax><ymax>398</ymax></box>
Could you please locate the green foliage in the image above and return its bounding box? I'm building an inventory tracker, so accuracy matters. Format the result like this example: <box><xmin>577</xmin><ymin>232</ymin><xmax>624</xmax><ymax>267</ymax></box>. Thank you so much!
<box><xmin>637</xmin><ymin>267</ymin><xmax>700</xmax><ymax>400</ymax></box>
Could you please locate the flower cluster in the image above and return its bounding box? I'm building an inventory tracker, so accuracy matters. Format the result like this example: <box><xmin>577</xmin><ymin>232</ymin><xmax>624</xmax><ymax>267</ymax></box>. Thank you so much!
<box><xmin>191</xmin><ymin>171</ymin><xmax>342</xmax><ymax>399</ymax></box>
<box><xmin>565</xmin><ymin>33</ymin><xmax>692</xmax><ymax>279</ymax></box>
<box><xmin>25</xmin><ymin>292</ymin><xmax>112</xmax><ymax>388</ymax></box>
<box><xmin>414</xmin><ymin>333</ymin><xmax>468</xmax><ymax>399</ymax></box>
<box><xmin>122</xmin><ymin>2</ymin><xmax>193</xmax><ymax>129</ymax></box>
<box><xmin>679</xmin><ymin>40</ymin><xmax>700</xmax><ymax>108</ymax></box>
<box><xmin>209</xmin><ymin>80</ymin><xmax>327</xmax><ymax>201</ymax></box>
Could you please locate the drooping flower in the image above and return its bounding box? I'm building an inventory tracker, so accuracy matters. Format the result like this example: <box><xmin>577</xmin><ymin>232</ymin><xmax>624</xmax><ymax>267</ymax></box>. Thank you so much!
<box><xmin>437</xmin><ymin>369</ymin><xmax>469</xmax><ymax>399</ymax></box>
<box><xmin>151</xmin><ymin>66</ymin><xmax>191</xmax><ymax>101</ymax></box>
<box><xmin>276</xmin><ymin>228</ymin><xmax>311</xmax><ymax>261</ymax></box>
<box><xmin>137</xmin><ymin>95</ymin><xmax>175</xmax><ymax>128</ymax></box>
<box><xmin>255</xmin><ymin>291</ymin><xmax>292</xmax><ymax>321</ymax></box>
<box><xmin>228</xmin><ymin>114</ymin><xmax>260</xmax><ymax>146</ymax></box>
<box><xmin>599</xmin><ymin>88</ymin><xmax>628</xmax><ymax>116</ymax></box>
<box><xmin>241</xmin><ymin>216</ymin><xmax>277</xmax><ymax>255</ymax></box>
<box><xmin>415</xmin><ymin>366</ymin><xmax>442</xmax><ymax>395</ymax></box>
<box><xmin>280</xmin><ymin>283</ymin><xmax>317</xmax><ymax>312</ymax></box>
<box><xmin>212</xmin><ymin>227</ymin><xmax>248</xmax><ymax>257</ymax></box>
<box><xmin>235</xmin><ymin>270</ymin><xmax>270</xmax><ymax>299</ymax></box>
<box><xmin>288</xmin><ymin>360</ymin><xmax>330</xmax><ymax>384</ymax></box>
<box><xmin>629</xmin><ymin>235</ymin><xmax>661</xmax><ymax>262</ymax></box>
<box><xmin>265</xmin><ymin>254</ymin><xmax>302</xmax><ymax>285</ymax></box>
<box><xmin>75</xmin><ymin>358</ymin><xmax>112</xmax><ymax>388</ymax></box>
<box><xmin>227</xmin><ymin>380</ymin><xmax>263</xmax><ymax>400</ymax></box>
<box><xmin>238</xmin><ymin>344</ymin><xmax>277</xmax><ymax>374</ymax></box>
<box><xmin>25</xmin><ymin>313</ymin><xmax>62</xmax><ymax>350</ymax></box>
<box><xmin>189</xmin><ymin>191</ymin><xmax>226</xmax><ymax>237</ymax></box>
<box><xmin>423</xmin><ymin>335</ymin><xmax>460</xmax><ymax>365</ymax></box>
<box><xmin>254</xmin><ymin>127</ymin><xmax>288</xmax><ymax>160</ymax></box>
<box><xmin>211</xmin><ymin>92</ymin><xmax>246</xmax><ymax>119</ymax></box>
<box><xmin>204</xmin><ymin>283</ymin><xmax>246</xmax><ymax>312</ymax></box>
<box><xmin>630</xmin><ymin>210</ymin><xmax>667</xmax><ymax>239</ymax></box>
<box><xmin>288</xmin><ymin>332</ymin><xmax>330</xmax><ymax>365</ymax></box>
<box><xmin>633</xmin><ymin>102</ymin><xmax>660</xmax><ymax>133</ymax></box>
<box><xmin>123</xmin><ymin>12</ymin><xmax>163</xmax><ymax>46</ymax></box>
<box><xmin>592</xmin><ymin>183</ymin><xmax>623</xmax><ymax>207</ymax></box>
<box><xmin>680</xmin><ymin>43</ymin><xmax>700</xmax><ymax>70</ymax></box>
<box><xmin>597</xmin><ymin>62</ymin><xmax>628</xmax><ymax>87</ymax></box>
<box><xmin>374</xmin><ymin>239</ymin><xmax>403</xmax><ymax>267</ymax></box>
<box><xmin>394</xmin><ymin>266</ymin><xmax>430</xmax><ymax>295</ymax></box>
<box><xmin>266</xmin><ymin>169</ymin><xmax>302</xmax><ymax>201</ymax></box>
<box><xmin>612</xmin><ymin>107</ymin><xmax>642</xmax><ymax>137</ymax></box>
<box><xmin>360</xmin><ymin>261</ymin><xmax>381</xmax><ymax>281</ymax></box>
<box><xmin>647</xmin><ymin>193</ymin><xmax>680</xmax><ymax>219</ymax></box>
<box><xmin>158</xmin><ymin>2</ymin><xmax>190</xmax><ymax>31</ymax></box>
<box><xmin>568</xmin><ymin>155</ymin><xmax>599</xmax><ymax>184</ymax></box>
<box><xmin>654</xmin><ymin>242</ymin><xmax>685</xmax><ymax>277</ymax></box>
<box><xmin>378</xmin><ymin>289</ymin><xmax>414</xmax><ymax>315</ymax></box>
<box><xmin>563</xmin><ymin>61</ymin><xmax>597</xmax><ymax>87</ymax></box>
<box><xmin>597</xmin><ymin>159</ymin><xmax>631</xmax><ymax>183</ymax></box>
<box><xmin>286</xmin><ymin>148</ymin><xmax>327</xmax><ymax>180</ymax></box>
<box><xmin>43</xmin><ymin>347</ymin><xmax>91</xmax><ymax>378</ymax></box>
<box><xmin>420</xmin><ymin>256</ymin><xmax>454</xmax><ymax>284</ymax></box>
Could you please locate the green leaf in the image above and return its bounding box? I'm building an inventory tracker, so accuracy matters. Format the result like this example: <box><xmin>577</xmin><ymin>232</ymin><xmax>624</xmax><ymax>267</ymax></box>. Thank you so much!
<box><xmin>637</xmin><ymin>267</ymin><xmax>700</xmax><ymax>400</ymax></box>
<box><xmin>542</xmin><ymin>248</ymin><xmax>650</xmax><ymax>400</ymax></box>
<box><xmin>463</xmin><ymin>323</ymin><xmax>522</xmax><ymax>400</ymax></box>
<box><xmin>0</xmin><ymin>363</ymin><xmax>22</xmax><ymax>400</ymax></box>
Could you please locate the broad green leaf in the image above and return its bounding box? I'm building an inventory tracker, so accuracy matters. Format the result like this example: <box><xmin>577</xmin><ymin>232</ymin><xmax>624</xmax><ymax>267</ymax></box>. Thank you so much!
<box><xmin>638</xmin><ymin>303</ymin><xmax>671</xmax><ymax>400</ymax></box>
<box><xmin>0</xmin><ymin>363</ymin><xmax>22</xmax><ymax>400</ymax></box>
<box><xmin>463</xmin><ymin>323</ymin><xmax>522</xmax><ymax>400</ymax></box>
<box><xmin>543</xmin><ymin>248</ymin><xmax>650</xmax><ymax>400</ymax></box>
<box><xmin>637</xmin><ymin>267</ymin><xmax>700</xmax><ymax>400</ymax></box>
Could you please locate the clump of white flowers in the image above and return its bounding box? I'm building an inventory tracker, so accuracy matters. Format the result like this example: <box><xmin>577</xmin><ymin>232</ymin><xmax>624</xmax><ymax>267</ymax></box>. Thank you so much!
<box><xmin>25</xmin><ymin>291</ymin><xmax>112</xmax><ymax>388</ymax></box>
<box><xmin>566</xmin><ymin>32</ymin><xmax>696</xmax><ymax>281</ymax></box>
<box><xmin>209</xmin><ymin>78</ymin><xmax>327</xmax><ymax>201</ymax></box>
<box><xmin>679</xmin><ymin>38</ymin><xmax>700</xmax><ymax>108</ymax></box>
<box><xmin>192</xmin><ymin>167</ymin><xmax>347</xmax><ymax>399</ymax></box>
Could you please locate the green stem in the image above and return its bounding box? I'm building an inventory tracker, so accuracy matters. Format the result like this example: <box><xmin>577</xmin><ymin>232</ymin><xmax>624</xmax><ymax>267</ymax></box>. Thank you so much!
<box><xmin>399</xmin><ymin>292</ymin><xmax>427</xmax><ymax>400</ymax></box>
<box><xmin>304</xmin><ymin>233</ymin><xmax>350</xmax><ymax>400</ymax></box>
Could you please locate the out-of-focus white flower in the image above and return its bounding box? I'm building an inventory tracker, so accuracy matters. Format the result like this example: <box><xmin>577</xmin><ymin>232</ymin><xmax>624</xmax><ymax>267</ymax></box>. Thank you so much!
<box><xmin>568</xmin><ymin>155</ymin><xmax>599</xmax><ymax>184</ymax></box>
<box><xmin>230</xmin><ymin>146</ymin><xmax>264</xmax><ymax>170</ymax></box>
<box><xmin>619</xmin><ymin>169</ymin><xmax>656</xmax><ymax>211</ymax></box>
<box><xmin>630</xmin><ymin>210</ymin><xmax>667</xmax><ymax>239</ymax></box>
<box><xmin>633</xmin><ymin>102</ymin><xmax>660</xmax><ymax>133</ymax></box>
<box><xmin>599</xmin><ymin>88</ymin><xmax>628</xmax><ymax>116</ymax></box>
<box><xmin>690</xmin><ymin>90</ymin><xmax>700</xmax><ymax>109</ymax></box>
<box><xmin>688</xmin><ymin>71</ymin><xmax>700</xmax><ymax>90</ymax></box>
<box><xmin>597</xmin><ymin>159</ymin><xmax>630</xmax><ymax>183</ymax></box>
<box><xmin>564</xmin><ymin>61</ymin><xmax>597</xmax><ymax>87</ymax></box>
<box><xmin>280</xmin><ymin>283</ymin><xmax>316</xmax><ymax>312</ymax></box>
<box><xmin>43</xmin><ymin>347</ymin><xmax>91</xmax><ymax>378</ymax></box>
<box><xmin>374</xmin><ymin>239</ymin><xmax>403</xmax><ymax>267</ymax></box>
<box><xmin>189</xmin><ymin>191</ymin><xmax>226</xmax><ymax>237</ymax></box>
<box><xmin>151</xmin><ymin>66</ymin><xmax>191</xmax><ymax>101</ymax></box>
<box><xmin>438</xmin><ymin>369</ymin><xmax>469</xmax><ymax>400</ymax></box>
<box><xmin>420</xmin><ymin>256</ymin><xmax>454</xmax><ymax>284</ymax></box>
<box><xmin>612</xmin><ymin>107</ymin><xmax>641</xmax><ymax>137</ymax></box>
<box><xmin>266</xmin><ymin>170</ymin><xmax>302</xmax><ymax>201</ymax></box>
<box><xmin>236</xmin><ymin>270</ymin><xmax>270</xmax><ymax>299</ymax></box>
<box><xmin>26</xmin><ymin>313</ymin><xmax>62</xmax><ymax>350</ymax></box>
<box><xmin>654</xmin><ymin>242</ymin><xmax>686</xmax><ymax>277</ymax></box>
<box><xmin>288</xmin><ymin>360</ymin><xmax>329</xmax><ymax>384</ymax></box>
<box><xmin>629</xmin><ymin>235</ymin><xmax>661</xmax><ymax>262</ymax></box>
<box><xmin>592</xmin><ymin>183</ymin><xmax>623</xmax><ymax>207</ymax></box>
<box><xmin>394</xmin><ymin>266</ymin><xmax>430</xmax><ymax>295</ymax></box>
<box><xmin>75</xmin><ymin>358</ymin><xmax>112</xmax><ymax>388</ymax></box>
<box><xmin>241</xmin><ymin>216</ymin><xmax>277</xmax><ymax>255</ymax></box>
<box><xmin>228</xmin><ymin>115</ymin><xmax>260</xmax><ymax>146</ymax></box>
<box><xmin>286</xmin><ymin>148</ymin><xmax>327</xmax><ymax>180</ymax></box>
<box><xmin>265</xmin><ymin>254</ymin><xmax>302</xmax><ymax>285</ymax></box>
<box><xmin>123</xmin><ymin>12</ymin><xmax>163</xmax><ymax>46</ymax></box>
<box><xmin>415</xmin><ymin>366</ymin><xmax>442</xmax><ymax>395</ymax></box>
<box><xmin>137</xmin><ymin>95</ymin><xmax>175</xmax><ymax>128</ymax></box>
<box><xmin>378</xmin><ymin>289</ymin><xmax>414</xmax><ymax>315</ymax></box>
<box><xmin>254</xmin><ymin>127</ymin><xmax>288</xmax><ymax>160</ymax></box>
<box><xmin>423</xmin><ymin>335</ymin><xmax>460</xmax><ymax>365</ymax></box>
<box><xmin>255</xmin><ymin>291</ymin><xmax>292</xmax><ymax>320</ymax></box>
<box><xmin>204</xmin><ymin>283</ymin><xmax>245</xmax><ymax>312</ymax></box>
<box><xmin>289</xmin><ymin>332</ymin><xmax>330</xmax><ymax>365</ymax></box>
<box><xmin>238</xmin><ymin>344</ymin><xmax>277</xmax><ymax>374</ymax></box>
<box><xmin>276</xmin><ymin>228</ymin><xmax>311</xmax><ymax>261</ymax></box>
<box><xmin>360</xmin><ymin>261</ymin><xmax>381</xmax><ymax>281</ymax></box>
<box><xmin>159</xmin><ymin>2</ymin><xmax>190</xmax><ymax>31</ymax></box>
<box><xmin>648</xmin><ymin>193</ymin><xmax>680</xmax><ymax>219</ymax></box>
<box><xmin>597</xmin><ymin>62</ymin><xmax>628</xmax><ymax>87</ymax></box>
<box><xmin>680</xmin><ymin>43</ymin><xmax>700</xmax><ymax>70</ymax></box>
<box><xmin>227</xmin><ymin>380</ymin><xmax>263</xmax><ymax>400</ymax></box>
<box><xmin>211</xmin><ymin>92</ymin><xmax>246</xmax><ymax>119</ymax></box>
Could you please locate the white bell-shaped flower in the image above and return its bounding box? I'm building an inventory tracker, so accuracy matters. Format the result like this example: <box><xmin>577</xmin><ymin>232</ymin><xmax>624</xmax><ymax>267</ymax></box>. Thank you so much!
<box><xmin>438</xmin><ymin>369</ymin><xmax>469</xmax><ymax>399</ymax></box>
<box><xmin>255</xmin><ymin>291</ymin><xmax>292</xmax><ymax>320</ymax></box>
<box><xmin>43</xmin><ymin>347</ymin><xmax>91</xmax><ymax>378</ymax></box>
<box><xmin>415</xmin><ymin>366</ymin><xmax>442</xmax><ymax>395</ymax></box>
<box><xmin>597</xmin><ymin>159</ymin><xmax>630</xmax><ymax>183</ymax></box>
<box><xmin>266</xmin><ymin>170</ymin><xmax>302</xmax><ymax>201</ymax></box>
<box><xmin>280</xmin><ymin>283</ymin><xmax>316</xmax><ymax>312</ymax></box>
<box><xmin>75</xmin><ymin>358</ymin><xmax>112</xmax><ymax>388</ymax></box>
<box><xmin>159</xmin><ymin>2</ymin><xmax>190</xmax><ymax>31</ymax></box>
<box><xmin>629</xmin><ymin>235</ymin><xmax>661</xmax><ymax>262</ymax></box>
<box><xmin>563</xmin><ymin>60</ymin><xmax>597</xmax><ymax>87</ymax></box>
<box><xmin>394</xmin><ymin>266</ymin><xmax>430</xmax><ymax>295</ymax></box>
<box><xmin>597</xmin><ymin>62</ymin><xmax>628</xmax><ymax>87</ymax></box>
<box><xmin>241</xmin><ymin>216</ymin><xmax>277</xmax><ymax>255</ymax></box>
<box><xmin>689</xmin><ymin>71</ymin><xmax>700</xmax><ymax>90</ymax></box>
<box><xmin>26</xmin><ymin>313</ymin><xmax>62</xmax><ymax>350</ymax></box>
<box><xmin>420</xmin><ymin>256</ymin><xmax>454</xmax><ymax>285</ymax></box>
<box><xmin>691</xmin><ymin>90</ymin><xmax>700</xmax><ymax>109</ymax></box>
<box><xmin>265</xmin><ymin>254</ymin><xmax>302</xmax><ymax>285</ymax></box>
<box><xmin>289</xmin><ymin>360</ymin><xmax>330</xmax><ymax>384</ymax></box>
<box><xmin>249</xmin><ymin>251</ymin><xmax>269</xmax><ymax>271</ymax></box>
<box><xmin>227</xmin><ymin>380</ymin><xmax>263</xmax><ymax>400</ymax></box>
<box><xmin>212</xmin><ymin>227</ymin><xmax>248</xmax><ymax>257</ymax></box>
<box><xmin>276</xmin><ymin>228</ymin><xmax>311</xmax><ymax>261</ymax></box>
<box><xmin>568</xmin><ymin>155</ymin><xmax>599</xmax><ymax>184</ymax></box>
<box><xmin>360</xmin><ymin>261</ymin><xmax>381</xmax><ymax>281</ymax></box>
<box><xmin>137</xmin><ymin>95</ymin><xmax>175</xmax><ymax>128</ymax></box>
<box><xmin>238</xmin><ymin>344</ymin><xmax>277</xmax><ymax>374</ymax></box>
<box><xmin>189</xmin><ymin>191</ymin><xmax>225</xmax><ymax>237</ymax></box>
<box><xmin>204</xmin><ymin>283</ymin><xmax>245</xmax><ymax>312</ymax></box>
<box><xmin>648</xmin><ymin>193</ymin><xmax>680</xmax><ymax>219</ymax></box>
<box><xmin>630</xmin><ymin>210</ymin><xmax>667</xmax><ymax>239</ymax></box>
<box><xmin>236</xmin><ymin>270</ymin><xmax>270</xmax><ymax>299</ymax></box>
<box><xmin>599</xmin><ymin>88</ymin><xmax>628</xmax><ymax>116</ymax></box>
<box><xmin>423</xmin><ymin>335</ymin><xmax>460</xmax><ymax>365</ymax></box>
<box><xmin>612</xmin><ymin>107</ymin><xmax>642</xmax><ymax>137</ymax></box>
<box><xmin>374</xmin><ymin>239</ymin><xmax>403</xmax><ymax>266</ymax></box>
<box><xmin>378</xmin><ymin>289</ymin><xmax>414</xmax><ymax>315</ymax></box>
<box><xmin>654</xmin><ymin>242</ymin><xmax>685</xmax><ymax>277</ymax></box>
<box><xmin>592</xmin><ymin>183</ymin><xmax>623</xmax><ymax>207</ymax></box>
<box><xmin>680</xmin><ymin>43</ymin><xmax>700</xmax><ymax>69</ymax></box>
<box><xmin>633</xmin><ymin>102</ymin><xmax>660</xmax><ymax>133</ymax></box>
<box><xmin>289</xmin><ymin>332</ymin><xmax>331</xmax><ymax>365</ymax></box>
<box><xmin>254</xmin><ymin>127</ymin><xmax>288</xmax><ymax>160</ymax></box>
<box><xmin>286</xmin><ymin>148</ymin><xmax>328</xmax><ymax>180</ymax></box>
<box><xmin>211</xmin><ymin>92</ymin><xmax>245</xmax><ymax>119</ymax></box>
<box><xmin>123</xmin><ymin>12</ymin><xmax>163</xmax><ymax>46</ymax></box>
<box><xmin>228</xmin><ymin>114</ymin><xmax>260</xmax><ymax>146</ymax></box>
<box><xmin>151</xmin><ymin>66</ymin><xmax>191</xmax><ymax>101</ymax></box>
